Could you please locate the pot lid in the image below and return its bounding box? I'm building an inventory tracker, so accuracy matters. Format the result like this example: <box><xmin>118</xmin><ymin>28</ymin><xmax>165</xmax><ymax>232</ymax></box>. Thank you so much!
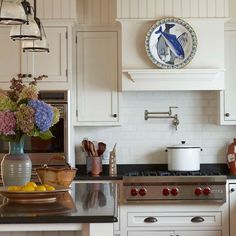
<box><xmin>167</xmin><ymin>141</ymin><xmax>201</xmax><ymax>149</ymax></box>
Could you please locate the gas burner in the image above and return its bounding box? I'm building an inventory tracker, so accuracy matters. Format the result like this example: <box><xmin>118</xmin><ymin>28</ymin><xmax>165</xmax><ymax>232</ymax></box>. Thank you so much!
<box><xmin>124</xmin><ymin>170</ymin><xmax>223</xmax><ymax>177</ymax></box>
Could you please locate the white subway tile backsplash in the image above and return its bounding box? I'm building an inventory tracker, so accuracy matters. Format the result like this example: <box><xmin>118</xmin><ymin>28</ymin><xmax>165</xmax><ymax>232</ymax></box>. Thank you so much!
<box><xmin>75</xmin><ymin>91</ymin><xmax>236</xmax><ymax>164</ymax></box>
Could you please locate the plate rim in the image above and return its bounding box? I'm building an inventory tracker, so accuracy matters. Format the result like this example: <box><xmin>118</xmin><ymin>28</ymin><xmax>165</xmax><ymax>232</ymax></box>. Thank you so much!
<box><xmin>145</xmin><ymin>17</ymin><xmax>198</xmax><ymax>69</ymax></box>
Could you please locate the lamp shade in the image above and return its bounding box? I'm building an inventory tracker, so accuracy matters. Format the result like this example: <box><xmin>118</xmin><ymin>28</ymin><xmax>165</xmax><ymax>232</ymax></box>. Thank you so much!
<box><xmin>0</xmin><ymin>0</ymin><xmax>28</xmax><ymax>25</ymax></box>
<box><xmin>10</xmin><ymin>14</ymin><xmax>41</xmax><ymax>40</ymax></box>
<box><xmin>22</xmin><ymin>35</ymin><xmax>49</xmax><ymax>52</ymax></box>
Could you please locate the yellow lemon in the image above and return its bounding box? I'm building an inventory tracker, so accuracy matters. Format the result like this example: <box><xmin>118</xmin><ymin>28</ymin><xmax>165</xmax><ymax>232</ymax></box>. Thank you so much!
<box><xmin>25</xmin><ymin>182</ymin><xmax>37</xmax><ymax>189</ymax></box>
<box><xmin>35</xmin><ymin>185</ymin><xmax>46</xmax><ymax>191</ymax></box>
<box><xmin>7</xmin><ymin>186</ymin><xmax>21</xmax><ymax>191</ymax></box>
<box><xmin>45</xmin><ymin>185</ymin><xmax>55</xmax><ymax>191</ymax></box>
<box><xmin>20</xmin><ymin>185</ymin><xmax>35</xmax><ymax>192</ymax></box>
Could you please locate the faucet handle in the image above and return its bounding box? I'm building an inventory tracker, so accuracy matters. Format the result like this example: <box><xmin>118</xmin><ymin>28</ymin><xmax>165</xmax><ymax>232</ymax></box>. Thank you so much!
<box><xmin>173</xmin><ymin>114</ymin><xmax>179</xmax><ymax>130</ymax></box>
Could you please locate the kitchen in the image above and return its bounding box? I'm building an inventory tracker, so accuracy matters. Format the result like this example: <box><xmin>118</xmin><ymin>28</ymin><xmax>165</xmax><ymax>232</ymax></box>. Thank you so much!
<box><xmin>0</xmin><ymin>0</ymin><xmax>236</xmax><ymax>236</ymax></box>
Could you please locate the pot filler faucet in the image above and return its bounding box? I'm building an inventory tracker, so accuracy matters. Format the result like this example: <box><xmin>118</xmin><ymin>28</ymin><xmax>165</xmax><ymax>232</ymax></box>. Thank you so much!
<box><xmin>144</xmin><ymin>106</ymin><xmax>179</xmax><ymax>130</ymax></box>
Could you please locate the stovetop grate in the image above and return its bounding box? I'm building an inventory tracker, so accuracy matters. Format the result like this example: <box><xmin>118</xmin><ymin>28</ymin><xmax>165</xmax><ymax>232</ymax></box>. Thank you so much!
<box><xmin>125</xmin><ymin>170</ymin><xmax>223</xmax><ymax>177</ymax></box>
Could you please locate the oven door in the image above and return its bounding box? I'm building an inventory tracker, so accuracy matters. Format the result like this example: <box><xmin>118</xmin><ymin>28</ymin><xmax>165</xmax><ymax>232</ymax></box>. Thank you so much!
<box><xmin>0</xmin><ymin>103</ymin><xmax>67</xmax><ymax>166</ymax></box>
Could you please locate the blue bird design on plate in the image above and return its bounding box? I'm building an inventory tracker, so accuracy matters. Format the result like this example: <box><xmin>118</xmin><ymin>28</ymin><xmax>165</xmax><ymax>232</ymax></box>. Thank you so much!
<box><xmin>155</xmin><ymin>25</ymin><xmax>185</xmax><ymax>60</ymax></box>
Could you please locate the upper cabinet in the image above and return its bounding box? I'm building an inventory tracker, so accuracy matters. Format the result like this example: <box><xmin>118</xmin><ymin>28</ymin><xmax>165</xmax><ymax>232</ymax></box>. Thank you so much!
<box><xmin>27</xmin><ymin>26</ymin><xmax>68</xmax><ymax>83</ymax></box>
<box><xmin>220</xmin><ymin>22</ymin><xmax>236</xmax><ymax>124</ymax></box>
<box><xmin>74</xmin><ymin>29</ymin><xmax>120</xmax><ymax>126</ymax></box>
<box><xmin>0</xmin><ymin>27</ymin><xmax>26</xmax><ymax>83</ymax></box>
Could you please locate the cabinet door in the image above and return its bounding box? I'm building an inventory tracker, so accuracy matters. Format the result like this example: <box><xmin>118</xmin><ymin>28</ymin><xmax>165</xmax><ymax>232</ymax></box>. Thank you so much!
<box><xmin>222</xmin><ymin>26</ymin><xmax>236</xmax><ymax>123</ymax></box>
<box><xmin>28</xmin><ymin>27</ymin><xmax>67</xmax><ymax>82</ymax></box>
<box><xmin>0</xmin><ymin>27</ymin><xmax>23</xmax><ymax>82</ymax></box>
<box><xmin>76</xmin><ymin>31</ymin><xmax>119</xmax><ymax>125</ymax></box>
<box><xmin>230</xmin><ymin>183</ymin><xmax>236</xmax><ymax>236</ymax></box>
<box><xmin>177</xmin><ymin>231</ymin><xmax>221</xmax><ymax>236</ymax></box>
<box><xmin>128</xmin><ymin>231</ymin><xmax>174</xmax><ymax>236</ymax></box>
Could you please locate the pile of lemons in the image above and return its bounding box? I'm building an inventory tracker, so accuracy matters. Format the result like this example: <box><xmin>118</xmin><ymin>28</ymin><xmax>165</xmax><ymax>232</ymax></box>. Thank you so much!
<box><xmin>7</xmin><ymin>182</ymin><xmax>56</xmax><ymax>192</ymax></box>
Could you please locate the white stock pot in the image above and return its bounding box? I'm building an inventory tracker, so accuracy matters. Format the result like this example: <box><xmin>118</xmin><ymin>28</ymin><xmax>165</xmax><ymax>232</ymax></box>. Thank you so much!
<box><xmin>166</xmin><ymin>141</ymin><xmax>202</xmax><ymax>171</ymax></box>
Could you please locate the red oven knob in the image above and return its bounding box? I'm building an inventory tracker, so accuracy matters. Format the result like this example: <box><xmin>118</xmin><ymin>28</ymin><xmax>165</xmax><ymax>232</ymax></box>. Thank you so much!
<box><xmin>195</xmin><ymin>187</ymin><xmax>202</xmax><ymax>196</ymax></box>
<box><xmin>162</xmin><ymin>188</ymin><xmax>170</xmax><ymax>196</ymax></box>
<box><xmin>139</xmin><ymin>188</ymin><xmax>147</xmax><ymax>196</ymax></box>
<box><xmin>171</xmin><ymin>187</ymin><xmax>179</xmax><ymax>196</ymax></box>
<box><xmin>203</xmin><ymin>187</ymin><xmax>211</xmax><ymax>196</ymax></box>
<box><xmin>130</xmin><ymin>188</ymin><xmax>139</xmax><ymax>196</ymax></box>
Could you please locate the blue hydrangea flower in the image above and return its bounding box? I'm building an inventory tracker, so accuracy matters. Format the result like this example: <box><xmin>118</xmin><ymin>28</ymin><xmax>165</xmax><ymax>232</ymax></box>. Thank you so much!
<box><xmin>28</xmin><ymin>100</ymin><xmax>54</xmax><ymax>132</ymax></box>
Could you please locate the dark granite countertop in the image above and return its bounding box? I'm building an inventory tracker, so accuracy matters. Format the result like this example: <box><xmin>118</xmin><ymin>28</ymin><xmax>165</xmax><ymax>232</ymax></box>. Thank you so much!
<box><xmin>0</xmin><ymin>182</ymin><xmax>118</xmax><ymax>224</ymax></box>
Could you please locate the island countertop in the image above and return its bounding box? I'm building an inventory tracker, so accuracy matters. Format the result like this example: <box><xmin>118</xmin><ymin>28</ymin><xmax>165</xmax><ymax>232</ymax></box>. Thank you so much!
<box><xmin>0</xmin><ymin>182</ymin><xmax>118</xmax><ymax>224</ymax></box>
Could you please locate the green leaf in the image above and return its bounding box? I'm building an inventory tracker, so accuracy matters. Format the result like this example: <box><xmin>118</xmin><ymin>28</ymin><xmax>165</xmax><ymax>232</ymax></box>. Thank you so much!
<box><xmin>38</xmin><ymin>130</ymin><xmax>55</xmax><ymax>140</ymax></box>
<box><xmin>0</xmin><ymin>135</ymin><xmax>20</xmax><ymax>142</ymax></box>
<box><xmin>17</xmin><ymin>98</ymin><xmax>28</xmax><ymax>106</ymax></box>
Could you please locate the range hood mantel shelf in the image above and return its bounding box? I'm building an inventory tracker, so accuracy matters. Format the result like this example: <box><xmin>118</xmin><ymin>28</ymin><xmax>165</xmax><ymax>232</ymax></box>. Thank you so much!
<box><xmin>123</xmin><ymin>68</ymin><xmax>225</xmax><ymax>91</ymax></box>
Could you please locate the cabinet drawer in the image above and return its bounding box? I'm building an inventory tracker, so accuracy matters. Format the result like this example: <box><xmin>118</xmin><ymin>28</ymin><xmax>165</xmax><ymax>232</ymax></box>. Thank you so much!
<box><xmin>127</xmin><ymin>212</ymin><xmax>221</xmax><ymax>227</ymax></box>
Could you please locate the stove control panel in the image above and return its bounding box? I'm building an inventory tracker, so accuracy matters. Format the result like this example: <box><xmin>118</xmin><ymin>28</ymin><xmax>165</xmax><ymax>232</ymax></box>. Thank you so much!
<box><xmin>125</xmin><ymin>184</ymin><xmax>225</xmax><ymax>202</ymax></box>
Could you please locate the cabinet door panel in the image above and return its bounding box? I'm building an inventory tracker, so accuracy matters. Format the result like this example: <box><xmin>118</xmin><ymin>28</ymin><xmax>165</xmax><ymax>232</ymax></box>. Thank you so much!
<box><xmin>223</xmin><ymin>30</ymin><xmax>236</xmax><ymax>121</ymax></box>
<box><xmin>76</xmin><ymin>31</ymin><xmax>118</xmax><ymax>123</ymax></box>
<box><xmin>230</xmin><ymin>183</ymin><xmax>236</xmax><ymax>236</ymax></box>
<box><xmin>0</xmin><ymin>27</ymin><xmax>22</xmax><ymax>82</ymax></box>
<box><xmin>28</xmin><ymin>27</ymin><xmax>67</xmax><ymax>82</ymax></box>
<box><xmin>177</xmin><ymin>231</ymin><xmax>221</xmax><ymax>236</ymax></box>
<box><xmin>128</xmin><ymin>231</ymin><xmax>174</xmax><ymax>236</ymax></box>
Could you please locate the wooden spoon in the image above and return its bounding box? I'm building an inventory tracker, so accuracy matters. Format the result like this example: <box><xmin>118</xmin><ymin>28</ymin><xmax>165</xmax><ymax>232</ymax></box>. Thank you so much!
<box><xmin>98</xmin><ymin>142</ymin><xmax>106</xmax><ymax>156</ymax></box>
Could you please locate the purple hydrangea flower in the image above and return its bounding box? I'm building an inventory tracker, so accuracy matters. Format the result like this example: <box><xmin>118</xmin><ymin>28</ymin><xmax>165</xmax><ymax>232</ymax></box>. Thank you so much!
<box><xmin>28</xmin><ymin>100</ymin><xmax>53</xmax><ymax>132</ymax></box>
<box><xmin>0</xmin><ymin>111</ymin><xmax>16</xmax><ymax>135</ymax></box>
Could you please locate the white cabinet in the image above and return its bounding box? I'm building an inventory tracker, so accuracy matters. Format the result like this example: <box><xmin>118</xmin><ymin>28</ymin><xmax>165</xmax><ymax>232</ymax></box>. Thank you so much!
<box><xmin>229</xmin><ymin>183</ymin><xmax>236</xmax><ymax>236</ymax></box>
<box><xmin>128</xmin><ymin>231</ymin><xmax>221</xmax><ymax>236</ymax></box>
<box><xmin>220</xmin><ymin>22</ymin><xmax>236</xmax><ymax>124</ymax></box>
<box><xmin>75</xmin><ymin>30</ymin><xmax>120</xmax><ymax>126</ymax></box>
<box><xmin>0</xmin><ymin>27</ymin><xmax>26</xmax><ymax>83</ymax></box>
<box><xmin>0</xmin><ymin>25</ymin><xmax>70</xmax><ymax>90</ymax></box>
<box><xmin>28</xmin><ymin>26</ymin><xmax>68</xmax><ymax>82</ymax></box>
<box><xmin>120</xmin><ymin>204</ymin><xmax>225</xmax><ymax>236</ymax></box>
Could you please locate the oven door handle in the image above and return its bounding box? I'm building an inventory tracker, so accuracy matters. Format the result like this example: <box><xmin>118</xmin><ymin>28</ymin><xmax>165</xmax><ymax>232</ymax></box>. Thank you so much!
<box><xmin>144</xmin><ymin>217</ymin><xmax>158</xmax><ymax>223</ymax></box>
<box><xmin>191</xmin><ymin>216</ymin><xmax>205</xmax><ymax>223</ymax></box>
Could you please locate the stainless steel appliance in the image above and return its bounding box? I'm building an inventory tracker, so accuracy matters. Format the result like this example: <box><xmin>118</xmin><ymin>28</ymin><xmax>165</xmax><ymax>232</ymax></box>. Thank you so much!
<box><xmin>0</xmin><ymin>91</ymin><xmax>68</xmax><ymax>166</ymax></box>
<box><xmin>123</xmin><ymin>170</ymin><xmax>226</xmax><ymax>203</ymax></box>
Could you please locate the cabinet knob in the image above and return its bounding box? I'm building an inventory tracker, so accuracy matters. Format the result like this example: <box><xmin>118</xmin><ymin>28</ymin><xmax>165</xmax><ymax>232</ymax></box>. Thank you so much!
<box><xmin>113</xmin><ymin>114</ymin><xmax>117</xmax><ymax>118</ymax></box>
<box><xmin>225</xmin><ymin>113</ymin><xmax>230</xmax><ymax>117</ymax></box>
<box><xmin>231</xmin><ymin>188</ymin><xmax>235</xmax><ymax>192</ymax></box>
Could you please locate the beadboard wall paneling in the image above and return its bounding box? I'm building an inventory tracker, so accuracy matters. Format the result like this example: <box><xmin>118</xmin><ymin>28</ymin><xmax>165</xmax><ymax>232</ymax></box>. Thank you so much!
<box><xmin>117</xmin><ymin>0</ymin><xmax>229</xmax><ymax>18</ymax></box>
<box><xmin>77</xmin><ymin>0</ymin><xmax>116</xmax><ymax>24</ymax></box>
<box><xmin>28</xmin><ymin>0</ymin><xmax>77</xmax><ymax>20</ymax></box>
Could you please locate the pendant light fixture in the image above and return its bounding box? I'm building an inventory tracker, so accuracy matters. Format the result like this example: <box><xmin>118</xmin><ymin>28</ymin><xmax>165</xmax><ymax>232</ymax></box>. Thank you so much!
<box><xmin>10</xmin><ymin>0</ymin><xmax>41</xmax><ymax>41</ymax></box>
<box><xmin>22</xmin><ymin>22</ymin><xmax>49</xmax><ymax>52</ymax></box>
<box><xmin>0</xmin><ymin>0</ymin><xmax>29</xmax><ymax>25</ymax></box>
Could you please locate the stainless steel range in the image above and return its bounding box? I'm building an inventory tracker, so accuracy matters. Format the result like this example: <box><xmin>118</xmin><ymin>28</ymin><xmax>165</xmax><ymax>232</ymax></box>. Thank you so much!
<box><xmin>123</xmin><ymin>170</ymin><xmax>227</xmax><ymax>203</ymax></box>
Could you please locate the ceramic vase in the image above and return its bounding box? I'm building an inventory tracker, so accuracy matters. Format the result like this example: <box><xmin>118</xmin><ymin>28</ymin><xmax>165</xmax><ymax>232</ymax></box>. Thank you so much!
<box><xmin>1</xmin><ymin>138</ymin><xmax>32</xmax><ymax>186</ymax></box>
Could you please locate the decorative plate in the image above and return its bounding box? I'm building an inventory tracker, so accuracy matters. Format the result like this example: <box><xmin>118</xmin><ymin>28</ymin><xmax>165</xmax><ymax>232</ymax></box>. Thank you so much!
<box><xmin>0</xmin><ymin>187</ymin><xmax>69</xmax><ymax>203</ymax></box>
<box><xmin>145</xmin><ymin>18</ymin><xmax>198</xmax><ymax>69</ymax></box>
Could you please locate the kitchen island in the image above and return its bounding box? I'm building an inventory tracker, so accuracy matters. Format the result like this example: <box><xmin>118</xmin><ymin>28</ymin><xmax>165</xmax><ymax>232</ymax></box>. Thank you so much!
<box><xmin>0</xmin><ymin>182</ymin><xmax>118</xmax><ymax>236</ymax></box>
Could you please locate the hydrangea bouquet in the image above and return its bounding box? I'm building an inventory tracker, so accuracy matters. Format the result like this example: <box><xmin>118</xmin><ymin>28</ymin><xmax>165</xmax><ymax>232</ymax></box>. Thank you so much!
<box><xmin>0</xmin><ymin>74</ymin><xmax>60</xmax><ymax>142</ymax></box>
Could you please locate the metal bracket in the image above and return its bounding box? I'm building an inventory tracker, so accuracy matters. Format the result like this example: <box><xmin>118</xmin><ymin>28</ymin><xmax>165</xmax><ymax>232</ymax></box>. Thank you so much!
<box><xmin>144</xmin><ymin>107</ymin><xmax>179</xmax><ymax>130</ymax></box>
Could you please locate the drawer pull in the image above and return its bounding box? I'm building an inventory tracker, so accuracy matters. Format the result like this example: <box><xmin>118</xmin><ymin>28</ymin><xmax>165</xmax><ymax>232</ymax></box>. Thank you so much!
<box><xmin>191</xmin><ymin>216</ymin><xmax>204</xmax><ymax>223</ymax></box>
<box><xmin>144</xmin><ymin>217</ymin><xmax>158</xmax><ymax>223</ymax></box>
